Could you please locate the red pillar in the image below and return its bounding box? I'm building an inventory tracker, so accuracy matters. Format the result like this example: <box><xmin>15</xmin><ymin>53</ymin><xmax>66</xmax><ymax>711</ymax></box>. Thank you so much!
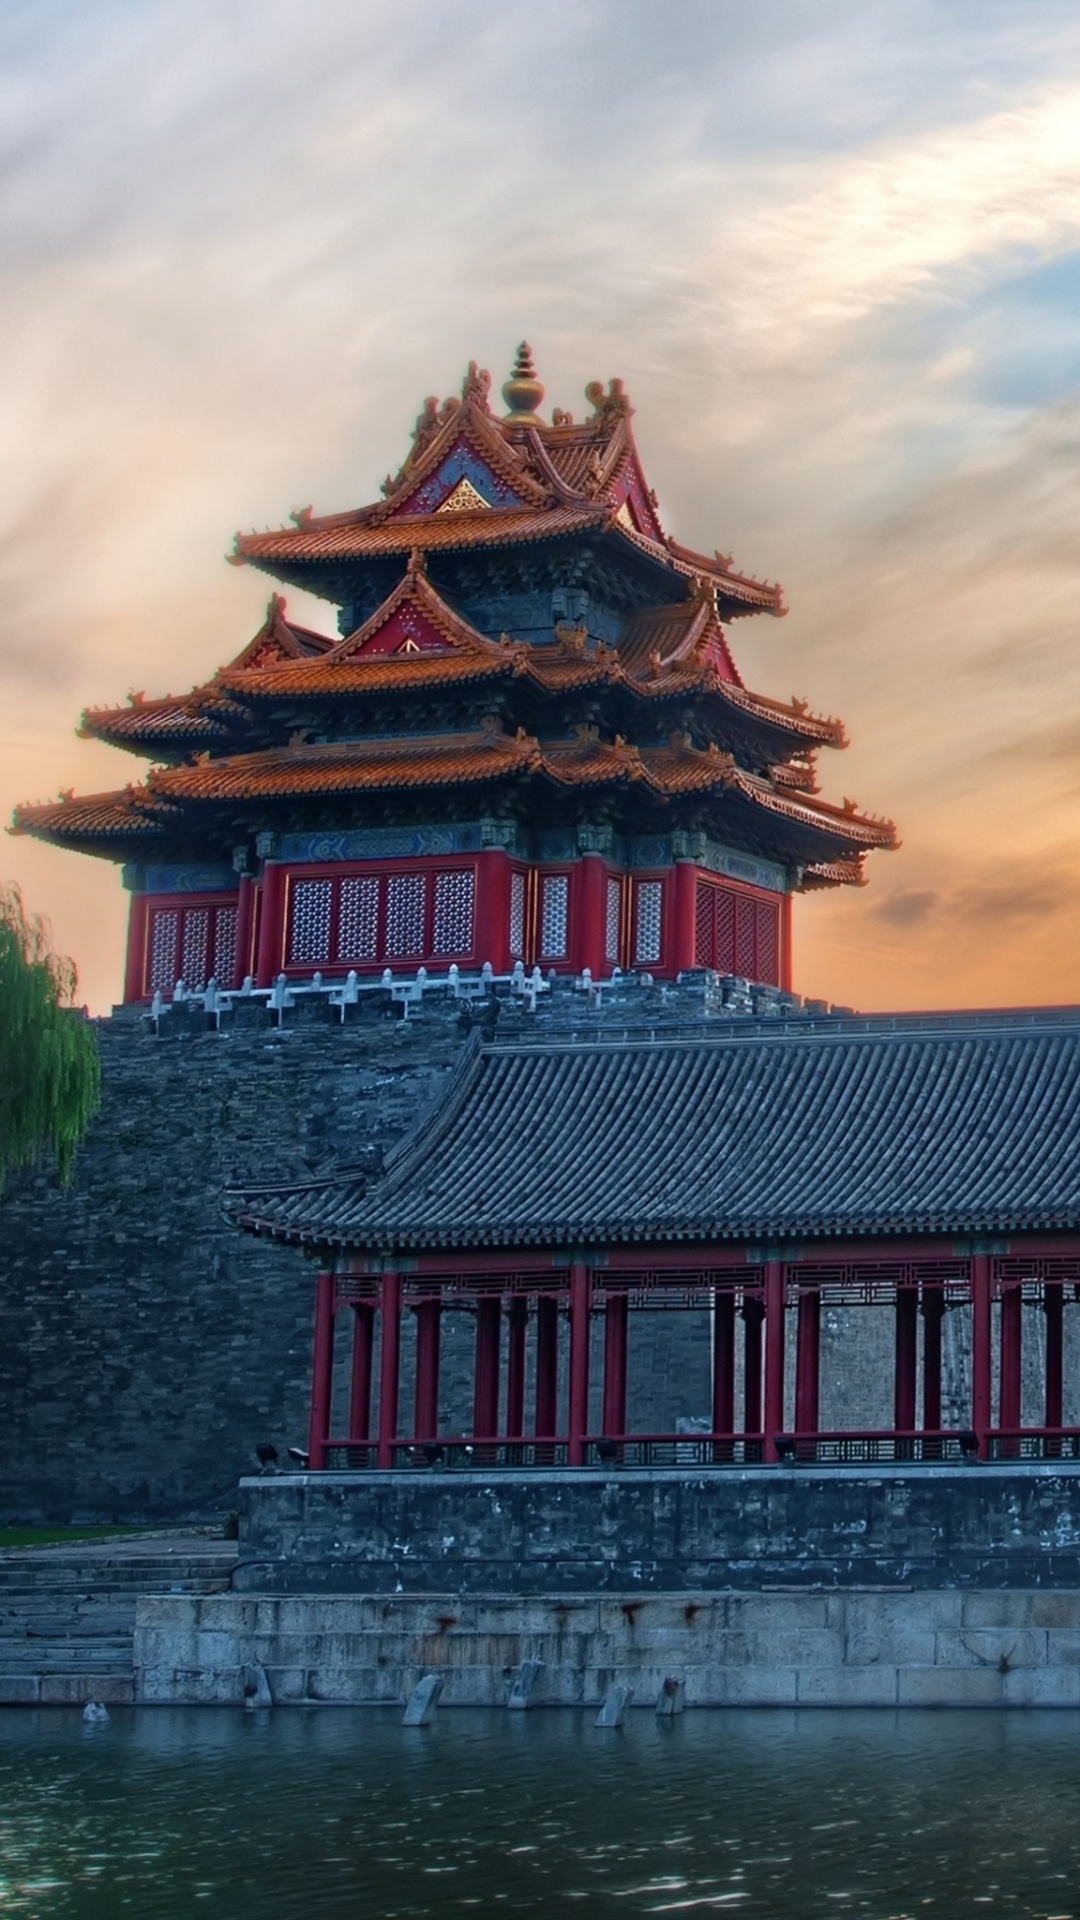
<box><xmin>233</xmin><ymin>873</ymin><xmax>257</xmax><ymax>987</ymax></box>
<box><xmin>921</xmin><ymin>1289</ymin><xmax>944</xmax><ymax>1435</ymax></box>
<box><xmin>602</xmin><ymin>1291</ymin><xmax>629</xmax><ymax>1437</ymax></box>
<box><xmin>414</xmin><ymin>1297</ymin><xmax>441</xmax><ymax>1441</ymax></box>
<box><xmin>307</xmin><ymin>1270</ymin><xmax>336</xmax><ymax>1470</ymax></box>
<box><xmin>742</xmin><ymin>1298</ymin><xmax>765</xmax><ymax>1438</ymax></box>
<box><xmin>476</xmin><ymin>848</ymin><xmax>512</xmax><ymax>974</ymax></box>
<box><xmin>124</xmin><ymin>893</ymin><xmax>150</xmax><ymax>1003</ymax></box>
<box><xmin>795</xmin><ymin>1287</ymin><xmax>821</xmax><ymax>1437</ymax></box>
<box><xmin>376</xmin><ymin>1270</ymin><xmax>402</xmax><ymax>1469</ymax></box>
<box><xmin>254</xmin><ymin>860</ymin><xmax>287</xmax><ymax>987</ymax></box>
<box><xmin>534</xmin><ymin>1296</ymin><xmax>559</xmax><ymax>1441</ymax></box>
<box><xmin>573</xmin><ymin>855</ymin><xmax>607</xmax><ymax>978</ymax></box>
<box><xmin>348</xmin><ymin>1301</ymin><xmax>374</xmax><ymax>1443</ymax></box>
<box><xmin>1045</xmin><ymin>1283</ymin><xmax>1064</xmax><ymax>1431</ymax></box>
<box><xmin>999</xmin><ymin>1281</ymin><xmax>1023</xmax><ymax>1438</ymax></box>
<box><xmin>779</xmin><ymin>893</ymin><xmax>794</xmax><ymax>993</ymax></box>
<box><xmin>763</xmin><ymin>1261</ymin><xmax>786</xmax><ymax>1462</ymax></box>
<box><xmin>894</xmin><ymin>1288</ymin><xmax>918</xmax><ymax>1437</ymax></box>
<box><xmin>506</xmin><ymin>1298</ymin><xmax>528</xmax><ymax>1440</ymax></box>
<box><xmin>972</xmin><ymin>1254</ymin><xmax>992</xmax><ymax>1460</ymax></box>
<box><xmin>473</xmin><ymin>1297</ymin><xmax>501</xmax><ymax>1441</ymax></box>
<box><xmin>670</xmin><ymin>862</ymin><xmax>698</xmax><ymax>976</ymax></box>
<box><xmin>567</xmin><ymin>1260</ymin><xmax>591</xmax><ymax>1466</ymax></box>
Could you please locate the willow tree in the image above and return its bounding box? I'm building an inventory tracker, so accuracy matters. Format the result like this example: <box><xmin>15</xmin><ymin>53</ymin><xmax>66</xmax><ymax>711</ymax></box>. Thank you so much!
<box><xmin>0</xmin><ymin>883</ymin><xmax>100</xmax><ymax>1188</ymax></box>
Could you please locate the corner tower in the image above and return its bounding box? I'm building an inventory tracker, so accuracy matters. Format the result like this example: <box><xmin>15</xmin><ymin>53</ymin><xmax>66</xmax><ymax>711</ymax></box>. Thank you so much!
<box><xmin>13</xmin><ymin>349</ymin><xmax>896</xmax><ymax>1000</ymax></box>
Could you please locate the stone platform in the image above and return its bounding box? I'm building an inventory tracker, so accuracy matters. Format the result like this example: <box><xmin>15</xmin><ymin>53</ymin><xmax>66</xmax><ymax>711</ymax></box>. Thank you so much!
<box><xmin>127</xmin><ymin>1469</ymin><xmax>1080</xmax><ymax>1706</ymax></box>
<box><xmin>235</xmin><ymin>1464</ymin><xmax>1080</xmax><ymax>1594</ymax></box>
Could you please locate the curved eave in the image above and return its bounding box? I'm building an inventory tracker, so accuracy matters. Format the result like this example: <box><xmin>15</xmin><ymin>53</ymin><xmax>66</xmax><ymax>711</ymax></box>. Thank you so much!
<box><xmin>229</xmin><ymin>1205</ymin><xmax>1080</xmax><ymax>1254</ymax></box>
<box><xmin>10</xmin><ymin>789</ymin><xmax>175</xmax><ymax>855</ymax></box>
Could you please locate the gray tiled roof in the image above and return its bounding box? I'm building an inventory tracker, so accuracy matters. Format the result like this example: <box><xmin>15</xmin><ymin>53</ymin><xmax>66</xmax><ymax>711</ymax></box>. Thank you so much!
<box><xmin>227</xmin><ymin>1007</ymin><xmax>1080</xmax><ymax>1250</ymax></box>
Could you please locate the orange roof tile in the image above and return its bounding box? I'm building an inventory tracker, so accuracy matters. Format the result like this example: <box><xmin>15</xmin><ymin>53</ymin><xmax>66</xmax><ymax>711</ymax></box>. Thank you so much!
<box><xmin>146</xmin><ymin>731</ymin><xmax>539</xmax><ymax>803</ymax></box>
<box><xmin>11</xmin><ymin>787</ymin><xmax>172</xmax><ymax>841</ymax></box>
<box><xmin>78</xmin><ymin>694</ymin><xmax>239</xmax><ymax>748</ymax></box>
<box><xmin>234</xmin><ymin>505</ymin><xmax>605</xmax><ymax>565</ymax></box>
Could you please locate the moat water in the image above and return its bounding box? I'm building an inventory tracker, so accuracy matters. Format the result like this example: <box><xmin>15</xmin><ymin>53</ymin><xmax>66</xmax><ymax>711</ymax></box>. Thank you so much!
<box><xmin>2</xmin><ymin>1707</ymin><xmax>1079</xmax><ymax>1918</ymax></box>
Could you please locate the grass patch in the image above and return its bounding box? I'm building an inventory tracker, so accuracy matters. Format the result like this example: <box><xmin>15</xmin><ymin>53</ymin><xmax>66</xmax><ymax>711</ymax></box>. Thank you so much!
<box><xmin>0</xmin><ymin>1526</ymin><xmax>150</xmax><ymax>1550</ymax></box>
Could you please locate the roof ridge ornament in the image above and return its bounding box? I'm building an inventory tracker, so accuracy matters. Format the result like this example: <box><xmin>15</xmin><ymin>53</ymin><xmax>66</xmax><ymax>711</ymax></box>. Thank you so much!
<box><xmin>502</xmin><ymin>342</ymin><xmax>546</xmax><ymax>425</ymax></box>
<box><xmin>585</xmin><ymin>377</ymin><xmax>633</xmax><ymax>425</ymax></box>
<box><xmin>460</xmin><ymin>361</ymin><xmax>492</xmax><ymax>411</ymax></box>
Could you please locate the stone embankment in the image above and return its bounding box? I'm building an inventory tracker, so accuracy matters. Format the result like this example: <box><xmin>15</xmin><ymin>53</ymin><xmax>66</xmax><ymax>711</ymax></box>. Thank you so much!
<box><xmin>133</xmin><ymin>1587</ymin><xmax>1080</xmax><ymax>1710</ymax></box>
<box><xmin>0</xmin><ymin>1532</ymin><xmax>236</xmax><ymax>1705</ymax></box>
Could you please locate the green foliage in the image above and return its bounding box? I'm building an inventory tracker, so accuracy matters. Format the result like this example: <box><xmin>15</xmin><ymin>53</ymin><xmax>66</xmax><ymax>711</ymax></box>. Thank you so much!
<box><xmin>0</xmin><ymin>883</ymin><xmax>100</xmax><ymax>1189</ymax></box>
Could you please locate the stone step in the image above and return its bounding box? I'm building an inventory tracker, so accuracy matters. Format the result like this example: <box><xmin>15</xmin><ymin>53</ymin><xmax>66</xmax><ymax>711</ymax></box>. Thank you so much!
<box><xmin>0</xmin><ymin>1619</ymin><xmax>136</xmax><ymax>1642</ymax></box>
<box><xmin>0</xmin><ymin>1671</ymin><xmax>135</xmax><ymax>1706</ymax></box>
<box><xmin>0</xmin><ymin>1557</ymin><xmax>237</xmax><ymax>1594</ymax></box>
<box><xmin>0</xmin><ymin>1534</ymin><xmax>237</xmax><ymax>1705</ymax></box>
<box><xmin>0</xmin><ymin>1641</ymin><xmax>133</xmax><ymax>1671</ymax></box>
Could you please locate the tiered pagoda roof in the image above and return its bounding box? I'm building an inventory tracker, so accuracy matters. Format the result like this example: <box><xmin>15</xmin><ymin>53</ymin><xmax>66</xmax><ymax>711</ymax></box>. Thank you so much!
<box><xmin>13</xmin><ymin>346</ymin><xmax>896</xmax><ymax>889</ymax></box>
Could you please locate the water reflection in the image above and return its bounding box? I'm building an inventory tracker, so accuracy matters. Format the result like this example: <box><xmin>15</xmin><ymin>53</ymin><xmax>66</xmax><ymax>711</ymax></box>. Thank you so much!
<box><xmin>1</xmin><ymin>1708</ymin><xmax>1078</xmax><ymax>1917</ymax></box>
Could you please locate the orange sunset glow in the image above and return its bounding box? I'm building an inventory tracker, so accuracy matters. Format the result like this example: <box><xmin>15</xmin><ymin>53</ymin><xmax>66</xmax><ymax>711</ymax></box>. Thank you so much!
<box><xmin>4</xmin><ymin>2</ymin><xmax>1080</xmax><ymax>1013</ymax></box>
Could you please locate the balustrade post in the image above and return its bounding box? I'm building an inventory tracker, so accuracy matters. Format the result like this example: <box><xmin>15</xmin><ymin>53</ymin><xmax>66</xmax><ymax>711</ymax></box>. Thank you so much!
<box><xmin>763</xmin><ymin>1261</ymin><xmax>786</xmax><ymax>1463</ymax></box>
<box><xmin>348</xmin><ymin>1301</ymin><xmax>374</xmax><ymax>1442</ymax></box>
<box><xmin>376</xmin><ymin>1270</ymin><xmax>402</xmax><ymax>1469</ymax></box>
<box><xmin>414</xmin><ymin>1296</ymin><xmax>442</xmax><ymax>1442</ymax></box>
<box><xmin>307</xmin><ymin>1270</ymin><xmax>336</xmax><ymax>1470</ymax></box>
<box><xmin>567</xmin><ymin>1261</ymin><xmax>591</xmax><ymax>1466</ymax></box>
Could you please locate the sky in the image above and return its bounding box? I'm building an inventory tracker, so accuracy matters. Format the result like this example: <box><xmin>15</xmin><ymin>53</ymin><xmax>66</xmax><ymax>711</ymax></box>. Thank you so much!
<box><xmin>3</xmin><ymin>0</ymin><xmax>1080</xmax><ymax>1014</ymax></box>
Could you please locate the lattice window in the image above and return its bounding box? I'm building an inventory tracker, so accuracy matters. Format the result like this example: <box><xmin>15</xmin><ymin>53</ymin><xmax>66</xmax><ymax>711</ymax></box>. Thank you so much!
<box><xmin>338</xmin><ymin>877</ymin><xmax>380</xmax><ymax>960</ymax></box>
<box><xmin>735</xmin><ymin>897</ymin><xmax>756</xmax><ymax>979</ymax></box>
<box><xmin>432</xmin><ymin>869</ymin><xmax>474</xmax><ymax>955</ymax></box>
<box><xmin>213</xmin><ymin>907</ymin><xmax>238</xmax><ymax>987</ymax></box>
<box><xmin>756</xmin><ymin>901</ymin><xmax>778</xmax><ymax>983</ymax></box>
<box><xmin>289</xmin><ymin>879</ymin><xmax>332</xmax><ymax>964</ymax></box>
<box><xmin>634</xmin><ymin>880</ymin><xmax>663</xmax><ymax>965</ymax></box>
<box><xmin>715</xmin><ymin>889</ymin><xmax>736</xmax><ymax>973</ymax></box>
<box><xmin>509</xmin><ymin>871</ymin><xmax>525</xmax><ymax>960</ymax></box>
<box><xmin>606</xmin><ymin>878</ymin><xmax>621</xmax><ymax>964</ymax></box>
<box><xmin>181</xmin><ymin>908</ymin><xmax>210</xmax><ymax>990</ymax></box>
<box><xmin>540</xmin><ymin>873</ymin><xmax>569</xmax><ymax>959</ymax></box>
<box><xmin>386</xmin><ymin>872</ymin><xmax>426</xmax><ymax>956</ymax></box>
<box><xmin>149</xmin><ymin>910</ymin><xmax>179</xmax><ymax>993</ymax></box>
<box><xmin>694</xmin><ymin>882</ymin><xmax>712</xmax><ymax>967</ymax></box>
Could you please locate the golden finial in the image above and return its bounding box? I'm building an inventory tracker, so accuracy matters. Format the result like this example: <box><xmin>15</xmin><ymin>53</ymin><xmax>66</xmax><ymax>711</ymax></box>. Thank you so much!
<box><xmin>501</xmin><ymin>342</ymin><xmax>546</xmax><ymax>425</ymax></box>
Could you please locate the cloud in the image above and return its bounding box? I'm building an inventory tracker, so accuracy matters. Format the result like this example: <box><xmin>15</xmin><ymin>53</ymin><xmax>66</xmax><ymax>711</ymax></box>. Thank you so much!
<box><xmin>4</xmin><ymin>0</ymin><xmax>1080</xmax><ymax>1012</ymax></box>
<box><xmin>873</xmin><ymin>890</ymin><xmax>939</xmax><ymax>927</ymax></box>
